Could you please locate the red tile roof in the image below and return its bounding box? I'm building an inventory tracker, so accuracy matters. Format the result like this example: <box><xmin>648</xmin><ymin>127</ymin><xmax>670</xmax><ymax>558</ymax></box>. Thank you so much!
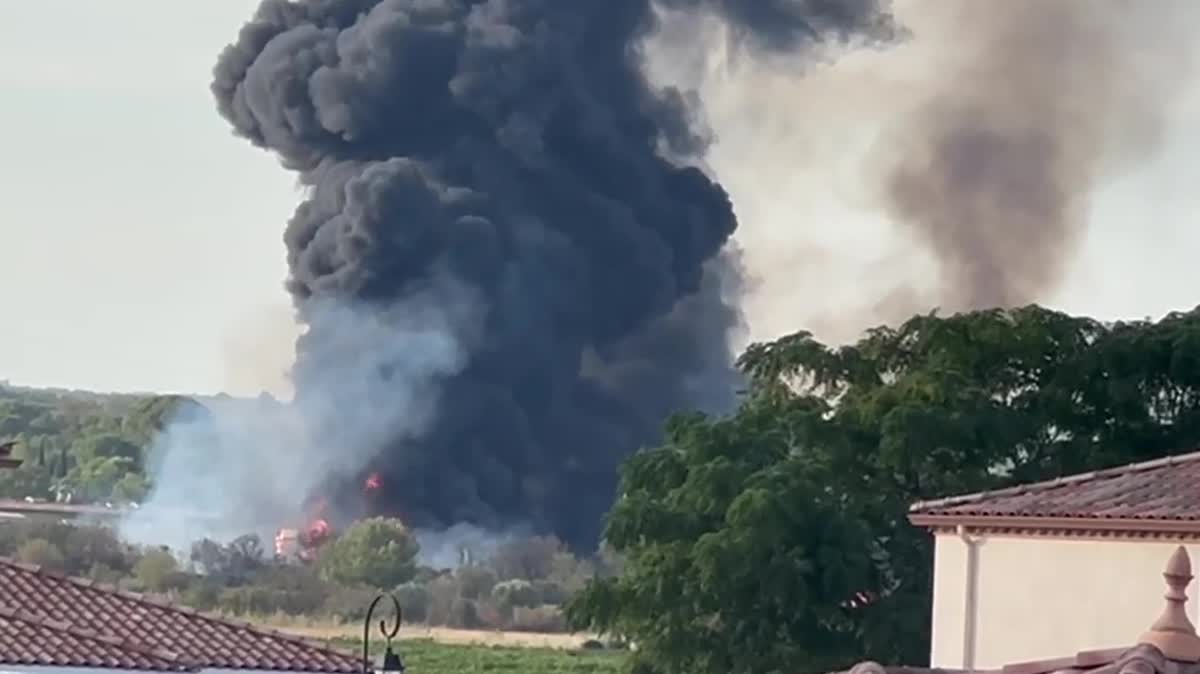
<box><xmin>0</xmin><ymin>605</ymin><xmax>190</xmax><ymax>671</ymax></box>
<box><xmin>0</xmin><ymin>558</ymin><xmax>362</xmax><ymax>672</ymax></box>
<box><xmin>909</xmin><ymin>451</ymin><xmax>1200</xmax><ymax>528</ymax></box>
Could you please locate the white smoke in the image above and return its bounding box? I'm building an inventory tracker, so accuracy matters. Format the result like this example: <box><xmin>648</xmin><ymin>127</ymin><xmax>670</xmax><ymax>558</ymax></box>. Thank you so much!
<box><xmin>119</xmin><ymin>279</ymin><xmax>481</xmax><ymax>551</ymax></box>
<box><xmin>413</xmin><ymin>522</ymin><xmax>535</xmax><ymax>570</ymax></box>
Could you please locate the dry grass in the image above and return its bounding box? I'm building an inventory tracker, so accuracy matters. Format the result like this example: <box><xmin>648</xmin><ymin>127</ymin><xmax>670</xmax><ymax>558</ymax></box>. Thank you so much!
<box><xmin>258</xmin><ymin>615</ymin><xmax>593</xmax><ymax>650</ymax></box>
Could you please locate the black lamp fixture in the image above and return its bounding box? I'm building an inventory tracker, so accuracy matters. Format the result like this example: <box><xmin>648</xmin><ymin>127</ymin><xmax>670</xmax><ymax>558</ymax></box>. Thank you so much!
<box><xmin>363</xmin><ymin>592</ymin><xmax>405</xmax><ymax>674</ymax></box>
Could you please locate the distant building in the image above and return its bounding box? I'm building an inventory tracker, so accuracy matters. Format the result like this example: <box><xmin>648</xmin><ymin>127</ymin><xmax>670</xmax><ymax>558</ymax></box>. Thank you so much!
<box><xmin>0</xmin><ymin>499</ymin><xmax>125</xmax><ymax>525</ymax></box>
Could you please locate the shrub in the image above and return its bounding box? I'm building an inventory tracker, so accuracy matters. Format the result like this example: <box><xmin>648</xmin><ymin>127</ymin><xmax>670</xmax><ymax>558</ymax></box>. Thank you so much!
<box><xmin>492</xmin><ymin>579</ymin><xmax>540</xmax><ymax>609</ymax></box>
<box><xmin>87</xmin><ymin>562</ymin><xmax>125</xmax><ymax>586</ymax></box>
<box><xmin>455</xmin><ymin>564</ymin><xmax>497</xmax><ymax>600</ymax></box>
<box><xmin>254</xmin><ymin>566</ymin><xmax>329</xmax><ymax>616</ymax></box>
<box><xmin>63</xmin><ymin>525</ymin><xmax>133</xmax><ymax>575</ymax></box>
<box><xmin>318</xmin><ymin>518</ymin><xmax>419</xmax><ymax>589</ymax></box>
<box><xmin>320</xmin><ymin>584</ymin><xmax>380</xmax><ymax>622</ymax></box>
<box><xmin>134</xmin><ymin>548</ymin><xmax>180</xmax><ymax>593</ymax></box>
<box><xmin>474</xmin><ymin>599</ymin><xmax>505</xmax><ymax>628</ymax></box>
<box><xmin>413</xmin><ymin>566</ymin><xmax>444</xmax><ymax>584</ymax></box>
<box><xmin>448</xmin><ymin>597</ymin><xmax>482</xmax><ymax>629</ymax></box>
<box><xmin>533</xmin><ymin>579</ymin><xmax>568</xmax><ymax>605</ymax></box>
<box><xmin>425</xmin><ymin>575</ymin><xmax>459</xmax><ymax>625</ymax></box>
<box><xmin>393</xmin><ymin>582</ymin><xmax>430</xmax><ymax>623</ymax></box>
<box><xmin>219</xmin><ymin>586</ymin><xmax>281</xmax><ymax>616</ymax></box>
<box><xmin>212</xmin><ymin>563</ymin><xmax>331</xmax><ymax>617</ymax></box>
<box><xmin>181</xmin><ymin>580</ymin><xmax>221</xmax><ymax>612</ymax></box>
<box><xmin>16</xmin><ymin>538</ymin><xmax>66</xmax><ymax>571</ymax></box>
<box><xmin>489</xmin><ymin>536</ymin><xmax>563</xmax><ymax>581</ymax></box>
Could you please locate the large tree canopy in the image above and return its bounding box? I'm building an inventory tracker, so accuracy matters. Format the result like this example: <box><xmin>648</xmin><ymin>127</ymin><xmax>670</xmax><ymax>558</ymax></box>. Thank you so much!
<box><xmin>568</xmin><ymin>305</ymin><xmax>1200</xmax><ymax>674</ymax></box>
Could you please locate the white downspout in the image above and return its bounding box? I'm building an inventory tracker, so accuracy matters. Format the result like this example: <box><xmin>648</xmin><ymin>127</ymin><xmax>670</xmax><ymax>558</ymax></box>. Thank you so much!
<box><xmin>958</xmin><ymin>525</ymin><xmax>984</xmax><ymax>671</ymax></box>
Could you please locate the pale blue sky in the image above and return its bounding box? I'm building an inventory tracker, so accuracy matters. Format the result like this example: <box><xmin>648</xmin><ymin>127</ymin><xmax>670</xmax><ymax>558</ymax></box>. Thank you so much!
<box><xmin>2</xmin><ymin>1</ymin><xmax>1198</xmax><ymax>397</ymax></box>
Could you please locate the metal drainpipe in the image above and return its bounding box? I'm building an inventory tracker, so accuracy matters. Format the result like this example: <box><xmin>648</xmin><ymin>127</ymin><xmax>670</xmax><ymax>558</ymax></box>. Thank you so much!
<box><xmin>958</xmin><ymin>524</ymin><xmax>983</xmax><ymax>671</ymax></box>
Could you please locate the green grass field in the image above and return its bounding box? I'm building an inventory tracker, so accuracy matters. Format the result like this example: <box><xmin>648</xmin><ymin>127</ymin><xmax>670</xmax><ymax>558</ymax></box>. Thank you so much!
<box><xmin>333</xmin><ymin>637</ymin><xmax>626</xmax><ymax>673</ymax></box>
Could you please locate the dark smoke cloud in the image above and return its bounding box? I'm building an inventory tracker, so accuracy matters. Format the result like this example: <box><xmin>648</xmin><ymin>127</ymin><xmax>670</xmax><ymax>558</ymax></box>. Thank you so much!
<box><xmin>872</xmin><ymin>0</ymin><xmax>1199</xmax><ymax>312</ymax></box>
<box><xmin>212</xmin><ymin>0</ymin><xmax>895</xmax><ymax>547</ymax></box>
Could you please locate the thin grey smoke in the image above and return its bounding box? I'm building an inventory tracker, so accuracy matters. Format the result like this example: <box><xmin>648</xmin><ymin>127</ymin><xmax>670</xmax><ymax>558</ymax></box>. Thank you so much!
<box><xmin>644</xmin><ymin>0</ymin><xmax>1200</xmax><ymax>345</ymax></box>
<box><xmin>872</xmin><ymin>0</ymin><xmax>1200</xmax><ymax>313</ymax></box>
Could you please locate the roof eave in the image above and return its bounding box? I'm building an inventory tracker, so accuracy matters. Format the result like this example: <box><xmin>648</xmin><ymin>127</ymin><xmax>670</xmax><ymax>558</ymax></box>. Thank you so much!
<box><xmin>908</xmin><ymin>513</ymin><xmax>1200</xmax><ymax>536</ymax></box>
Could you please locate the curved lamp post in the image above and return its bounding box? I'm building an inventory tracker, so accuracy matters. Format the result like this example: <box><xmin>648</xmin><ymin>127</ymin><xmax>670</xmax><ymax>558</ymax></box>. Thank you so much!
<box><xmin>363</xmin><ymin>592</ymin><xmax>405</xmax><ymax>674</ymax></box>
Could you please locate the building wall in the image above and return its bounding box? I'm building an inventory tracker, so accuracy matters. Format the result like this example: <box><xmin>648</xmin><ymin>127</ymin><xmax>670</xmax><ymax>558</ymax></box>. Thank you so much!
<box><xmin>929</xmin><ymin>532</ymin><xmax>1200</xmax><ymax>670</ymax></box>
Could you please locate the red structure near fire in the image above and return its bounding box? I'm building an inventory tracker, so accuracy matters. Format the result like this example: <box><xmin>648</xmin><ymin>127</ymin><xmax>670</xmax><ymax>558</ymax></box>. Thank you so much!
<box><xmin>274</xmin><ymin>471</ymin><xmax>386</xmax><ymax>562</ymax></box>
<box><xmin>274</xmin><ymin>505</ymin><xmax>333</xmax><ymax>562</ymax></box>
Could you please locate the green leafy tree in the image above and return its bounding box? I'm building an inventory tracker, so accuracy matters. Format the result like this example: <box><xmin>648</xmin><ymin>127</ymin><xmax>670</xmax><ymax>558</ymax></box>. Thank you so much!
<box><xmin>135</xmin><ymin>548</ymin><xmax>181</xmax><ymax>592</ymax></box>
<box><xmin>190</xmin><ymin>538</ymin><xmax>230</xmax><ymax>576</ymax></box>
<box><xmin>61</xmin><ymin>524</ymin><xmax>135</xmax><ymax>576</ymax></box>
<box><xmin>393</xmin><ymin>582</ymin><xmax>431</xmax><ymax>622</ymax></box>
<box><xmin>0</xmin><ymin>385</ymin><xmax>171</xmax><ymax>502</ymax></box>
<box><xmin>112</xmin><ymin>472</ymin><xmax>150</xmax><ymax>503</ymax></box>
<box><xmin>492</xmin><ymin>579</ymin><xmax>541</xmax><ymax>610</ymax></box>
<box><xmin>489</xmin><ymin>535</ymin><xmax>565</xmax><ymax>581</ymax></box>
<box><xmin>189</xmin><ymin>534</ymin><xmax>264</xmax><ymax>585</ymax></box>
<box><xmin>73</xmin><ymin>433</ymin><xmax>142</xmax><ymax>468</ymax></box>
<box><xmin>0</xmin><ymin>465</ymin><xmax>53</xmax><ymax>500</ymax></box>
<box><xmin>455</xmin><ymin>564</ymin><xmax>498</xmax><ymax>600</ymax></box>
<box><xmin>318</xmin><ymin>517</ymin><xmax>419</xmax><ymax>589</ymax></box>
<box><xmin>569</xmin><ymin>305</ymin><xmax>1200</xmax><ymax>674</ymax></box>
<box><xmin>63</xmin><ymin>456</ymin><xmax>139</xmax><ymax>502</ymax></box>
<box><xmin>16</xmin><ymin>538</ymin><xmax>66</xmax><ymax>571</ymax></box>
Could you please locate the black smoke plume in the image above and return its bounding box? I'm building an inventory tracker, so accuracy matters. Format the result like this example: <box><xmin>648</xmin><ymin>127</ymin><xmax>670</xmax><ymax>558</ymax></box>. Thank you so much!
<box><xmin>211</xmin><ymin>0</ymin><xmax>895</xmax><ymax>547</ymax></box>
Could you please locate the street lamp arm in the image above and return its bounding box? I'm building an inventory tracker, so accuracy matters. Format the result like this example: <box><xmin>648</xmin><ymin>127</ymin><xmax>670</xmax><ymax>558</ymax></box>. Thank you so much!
<box><xmin>362</xmin><ymin>593</ymin><xmax>404</xmax><ymax>674</ymax></box>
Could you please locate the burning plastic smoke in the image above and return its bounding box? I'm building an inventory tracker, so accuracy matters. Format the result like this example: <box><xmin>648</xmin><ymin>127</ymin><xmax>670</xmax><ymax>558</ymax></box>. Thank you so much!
<box><xmin>122</xmin><ymin>0</ymin><xmax>897</xmax><ymax>551</ymax></box>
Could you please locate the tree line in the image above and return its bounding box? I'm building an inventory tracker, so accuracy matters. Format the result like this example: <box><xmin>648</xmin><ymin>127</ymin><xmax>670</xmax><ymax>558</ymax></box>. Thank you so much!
<box><xmin>0</xmin><ymin>386</ymin><xmax>205</xmax><ymax>504</ymax></box>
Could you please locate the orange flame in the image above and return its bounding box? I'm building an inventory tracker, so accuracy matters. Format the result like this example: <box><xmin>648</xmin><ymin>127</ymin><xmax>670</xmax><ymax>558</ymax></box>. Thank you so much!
<box><xmin>365</xmin><ymin>472</ymin><xmax>383</xmax><ymax>491</ymax></box>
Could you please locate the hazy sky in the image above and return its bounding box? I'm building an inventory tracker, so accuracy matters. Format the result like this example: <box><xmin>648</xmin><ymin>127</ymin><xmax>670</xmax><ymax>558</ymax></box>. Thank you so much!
<box><xmin>2</xmin><ymin>1</ymin><xmax>1198</xmax><ymax>397</ymax></box>
<box><xmin>1</xmin><ymin>1</ymin><xmax>298</xmax><ymax>395</ymax></box>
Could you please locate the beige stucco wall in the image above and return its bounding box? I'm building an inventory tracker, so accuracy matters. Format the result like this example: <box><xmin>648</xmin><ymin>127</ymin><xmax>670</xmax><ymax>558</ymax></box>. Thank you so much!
<box><xmin>930</xmin><ymin>532</ymin><xmax>1200</xmax><ymax>670</ymax></box>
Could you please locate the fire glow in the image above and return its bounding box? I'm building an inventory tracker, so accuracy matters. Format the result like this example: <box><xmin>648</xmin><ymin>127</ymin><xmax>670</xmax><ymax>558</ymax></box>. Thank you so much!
<box><xmin>365</xmin><ymin>472</ymin><xmax>383</xmax><ymax>492</ymax></box>
<box><xmin>274</xmin><ymin>473</ymin><xmax>386</xmax><ymax>561</ymax></box>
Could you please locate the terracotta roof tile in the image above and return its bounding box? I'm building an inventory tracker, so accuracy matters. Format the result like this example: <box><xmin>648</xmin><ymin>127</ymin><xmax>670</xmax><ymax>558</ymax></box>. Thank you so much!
<box><xmin>0</xmin><ymin>558</ymin><xmax>361</xmax><ymax>672</ymax></box>
<box><xmin>0</xmin><ymin>605</ymin><xmax>190</xmax><ymax>671</ymax></box>
<box><xmin>909</xmin><ymin>450</ymin><xmax>1200</xmax><ymax>522</ymax></box>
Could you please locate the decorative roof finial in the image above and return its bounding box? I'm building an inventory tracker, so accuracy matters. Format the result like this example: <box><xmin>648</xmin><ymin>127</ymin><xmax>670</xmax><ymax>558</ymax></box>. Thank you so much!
<box><xmin>1139</xmin><ymin>546</ymin><xmax>1200</xmax><ymax>662</ymax></box>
